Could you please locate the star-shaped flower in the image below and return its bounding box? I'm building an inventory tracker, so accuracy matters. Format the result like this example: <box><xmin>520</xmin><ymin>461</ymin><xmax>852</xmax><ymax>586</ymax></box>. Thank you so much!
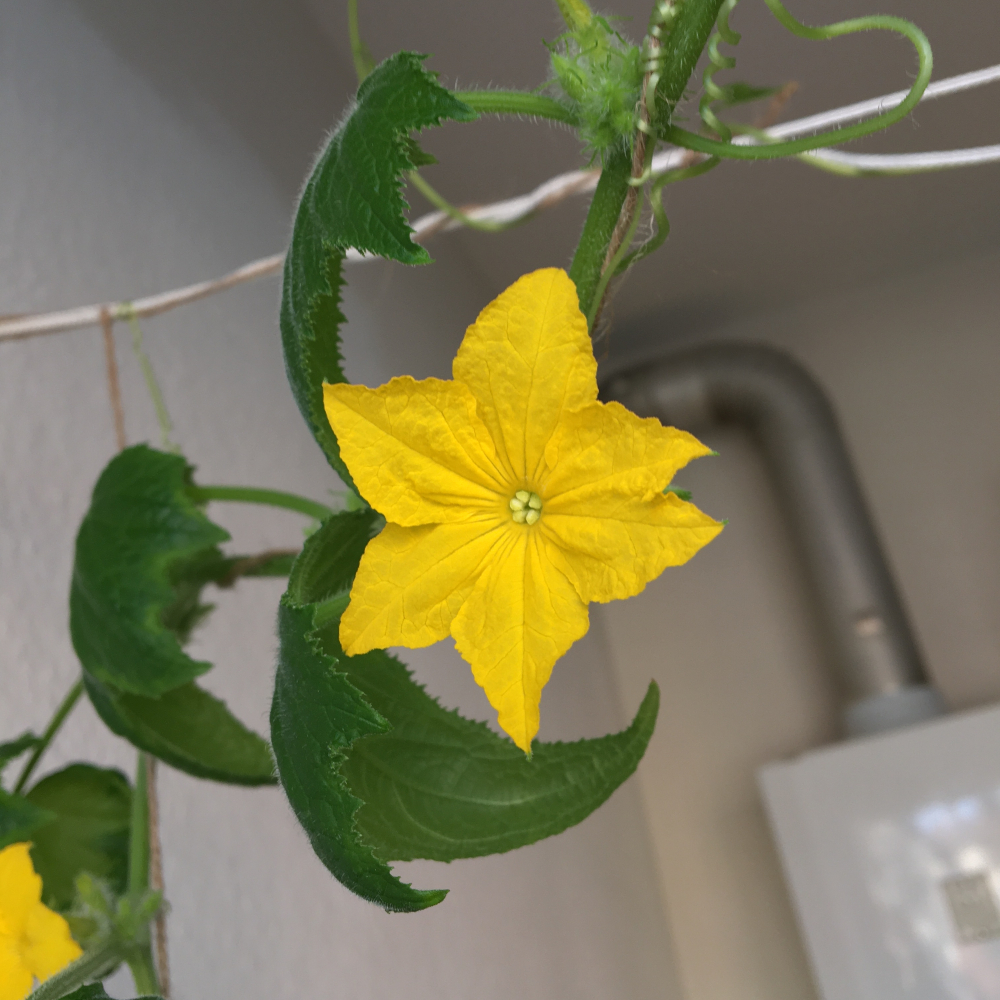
<box><xmin>324</xmin><ymin>268</ymin><xmax>722</xmax><ymax>753</ymax></box>
<box><xmin>0</xmin><ymin>843</ymin><xmax>81</xmax><ymax>1000</ymax></box>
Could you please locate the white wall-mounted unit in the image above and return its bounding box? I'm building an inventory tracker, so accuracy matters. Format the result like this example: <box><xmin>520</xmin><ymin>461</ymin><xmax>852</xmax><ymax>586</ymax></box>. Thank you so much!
<box><xmin>761</xmin><ymin>702</ymin><xmax>1000</xmax><ymax>1000</ymax></box>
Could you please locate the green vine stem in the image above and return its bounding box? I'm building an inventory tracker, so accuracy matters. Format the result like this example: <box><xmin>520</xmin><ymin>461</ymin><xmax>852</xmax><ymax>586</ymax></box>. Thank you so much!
<box><xmin>124</xmin><ymin>753</ymin><xmax>163</xmax><ymax>996</ymax></box>
<box><xmin>188</xmin><ymin>485</ymin><xmax>335</xmax><ymax>522</ymax></box>
<box><xmin>452</xmin><ymin>90</ymin><xmax>579</xmax><ymax>125</ymax></box>
<box><xmin>568</xmin><ymin>0</ymin><xmax>727</xmax><ymax>323</ymax></box>
<box><xmin>568</xmin><ymin>147</ymin><xmax>632</xmax><ymax>322</ymax></box>
<box><xmin>586</xmin><ymin>187</ymin><xmax>646</xmax><ymax>329</ymax></box>
<box><xmin>408</xmin><ymin>172</ymin><xmax>515</xmax><ymax>233</ymax></box>
<box><xmin>24</xmin><ymin>940</ymin><xmax>125</xmax><ymax>1000</ymax></box>
<box><xmin>347</xmin><ymin>0</ymin><xmax>375</xmax><ymax>83</ymax></box>
<box><xmin>122</xmin><ymin>306</ymin><xmax>178</xmax><ymax>454</ymax></box>
<box><xmin>13</xmin><ymin>678</ymin><xmax>83</xmax><ymax>794</ymax></box>
<box><xmin>663</xmin><ymin>0</ymin><xmax>933</xmax><ymax>158</ymax></box>
<box><xmin>129</xmin><ymin>753</ymin><xmax>150</xmax><ymax>898</ymax></box>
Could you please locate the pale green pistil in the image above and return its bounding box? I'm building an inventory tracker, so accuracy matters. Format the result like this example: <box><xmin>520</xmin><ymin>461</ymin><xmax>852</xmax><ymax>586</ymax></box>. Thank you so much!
<box><xmin>510</xmin><ymin>490</ymin><xmax>542</xmax><ymax>525</ymax></box>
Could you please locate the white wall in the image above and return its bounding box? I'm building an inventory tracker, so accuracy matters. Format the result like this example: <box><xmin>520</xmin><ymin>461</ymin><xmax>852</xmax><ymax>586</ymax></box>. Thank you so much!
<box><xmin>601</xmin><ymin>249</ymin><xmax>1000</xmax><ymax>1000</ymax></box>
<box><xmin>0</xmin><ymin>4</ymin><xmax>680</xmax><ymax>999</ymax></box>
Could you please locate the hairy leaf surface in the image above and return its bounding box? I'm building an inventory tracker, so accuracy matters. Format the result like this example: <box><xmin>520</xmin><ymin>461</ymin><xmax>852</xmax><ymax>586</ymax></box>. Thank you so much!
<box><xmin>280</xmin><ymin>52</ymin><xmax>476</xmax><ymax>481</ymax></box>
<box><xmin>85</xmin><ymin>676</ymin><xmax>276</xmax><ymax>787</ymax></box>
<box><xmin>70</xmin><ymin>445</ymin><xmax>229</xmax><ymax>697</ymax></box>
<box><xmin>25</xmin><ymin>764</ymin><xmax>131</xmax><ymax>910</ymax></box>
<box><xmin>271</xmin><ymin>510</ymin><xmax>659</xmax><ymax>909</ymax></box>
<box><xmin>272</xmin><ymin>600</ymin><xmax>446</xmax><ymax>913</ymax></box>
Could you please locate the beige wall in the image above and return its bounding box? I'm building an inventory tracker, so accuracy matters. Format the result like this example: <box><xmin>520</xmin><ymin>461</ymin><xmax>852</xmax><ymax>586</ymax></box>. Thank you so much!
<box><xmin>0</xmin><ymin>4</ymin><xmax>679</xmax><ymax>999</ymax></box>
<box><xmin>601</xmin><ymin>249</ymin><xmax>1000</xmax><ymax>1000</ymax></box>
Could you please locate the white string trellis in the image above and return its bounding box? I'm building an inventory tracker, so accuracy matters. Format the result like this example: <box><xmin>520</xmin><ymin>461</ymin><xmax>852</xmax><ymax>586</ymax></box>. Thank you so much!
<box><xmin>2</xmin><ymin>62</ymin><xmax>998</xmax><ymax>346</ymax></box>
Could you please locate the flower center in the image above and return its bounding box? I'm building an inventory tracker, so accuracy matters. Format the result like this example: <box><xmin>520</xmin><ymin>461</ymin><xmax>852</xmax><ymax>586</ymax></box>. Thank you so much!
<box><xmin>509</xmin><ymin>490</ymin><xmax>542</xmax><ymax>525</ymax></box>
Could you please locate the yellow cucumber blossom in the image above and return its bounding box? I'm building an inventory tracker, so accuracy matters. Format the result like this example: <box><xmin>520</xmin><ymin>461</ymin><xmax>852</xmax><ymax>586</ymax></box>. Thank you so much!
<box><xmin>324</xmin><ymin>268</ymin><xmax>722</xmax><ymax>753</ymax></box>
<box><xmin>0</xmin><ymin>843</ymin><xmax>81</xmax><ymax>1000</ymax></box>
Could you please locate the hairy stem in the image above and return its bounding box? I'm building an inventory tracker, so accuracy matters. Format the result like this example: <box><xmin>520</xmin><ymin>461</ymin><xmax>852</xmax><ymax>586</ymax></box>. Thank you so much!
<box><xmin>568</xmin><ymin>147</ymin><xmax>632</xmax><ymax>323</ymax></box>
<box><xmin>188</xmin><ymin>485</ymin><xmax>334</xmax><ymax>523</ymax></box>
<box><xmin>25</xmin><ymin>941</ymin><xmax>123</xmax><ymax>1000</ymax></box>
<box><xmin>126</xmin><ymin>947</ymin><xmax>159</xmax><ymax>997</ymax></box>
<box><xmin>568</xmin><ymin>0</ymin><xmax>727</xmax><ymax>326</ymax></box>
<box><xmin>13</xmin><ymin>679</ymin><xmax>83</xmax><ymax>794</ymax></box>
<box><xmin>452</xmin><ymin>90</ymin><xmax>578</xmax><ymax>125</ymax></box>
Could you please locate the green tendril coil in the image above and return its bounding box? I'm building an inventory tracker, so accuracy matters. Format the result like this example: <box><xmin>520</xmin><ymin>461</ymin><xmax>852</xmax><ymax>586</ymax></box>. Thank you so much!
<box><xmin>699</xmin><ymin>0</ymin><xmax>740</xmax><ymax>141</ymax></box>
<box><xmin>663</xmin><ymin>0</ymin><xmax>933</xmax><ymax>159</ymax></box>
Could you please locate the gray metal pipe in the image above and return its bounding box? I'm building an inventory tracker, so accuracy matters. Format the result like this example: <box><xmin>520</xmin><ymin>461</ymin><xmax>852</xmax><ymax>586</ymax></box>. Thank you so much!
<box><xmin>603</xmin><ymin>341</ymin><xmax>946</xmax><ymax>737</ymax></box>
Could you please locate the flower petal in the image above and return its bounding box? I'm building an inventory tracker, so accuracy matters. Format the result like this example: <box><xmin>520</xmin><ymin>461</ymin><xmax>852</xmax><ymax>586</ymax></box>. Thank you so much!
<box><xmin>324</xmin><ymin>377</ymin><xmax>507</xmax><ymax>525</ymax></box>
<box><xmin>540</xmin><ymin>400</ymin><xmax>712</xmax><ymax>501</ymax></box>
<box><xmin>341</xmin><ymin>521</ymin><xmax>508</xmax><ymax>654</ymax></box>
<box><xmin>452</xmin><ymin>268</ymin><xmax>596</xmax><ymax>484</ymax></box>
<box><xmin>451</xmin><ymin>529</ymin><xmax>589</xmax><ymax>754</ymax></box>
<box><xmin>0</xmin><ymin>934</ymin><xmax>32</xmax><ymax>1000</ymax></box>
<box><xmin>21</xmin><ymin>904</ymin><xmax>81</xmax><ymax>983</ymax></box>
<box><xmin>0</xmin><ymin>845</ymin><xmax>41</xmax><ymax>941</ymax></box>
<box><xmin>543</xmin><ymin>491</ymin><xmax>723</xmax><ymax>604</ymax></box>
<box><xmin>540</xmin><ymin>400</ymin><xmax>723</xmax><ymax>603</ymax></box>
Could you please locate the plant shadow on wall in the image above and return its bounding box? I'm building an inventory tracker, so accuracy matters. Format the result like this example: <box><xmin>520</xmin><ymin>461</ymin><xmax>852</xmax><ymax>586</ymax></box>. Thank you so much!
<box><xmin>5</xmin><ymin>0</ymin><xmax>998</xmax><ymax>995</ymax></box>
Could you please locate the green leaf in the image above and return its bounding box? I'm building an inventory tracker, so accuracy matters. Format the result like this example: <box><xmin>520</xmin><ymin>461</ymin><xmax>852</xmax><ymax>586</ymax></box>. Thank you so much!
<box><xmin>664</xmin><ymin>484</ymin><xmax>693</xmax><ymax>502</ymax></box>
<box><xmin>70</xmin><ymin>445</ymin><xmax>230</xmax><ymax>697</ymax></box>
<box><xmin>280</xmin><ymin>52</ymin><xmax>476</xmax><ymax>481</ymax></box>
<box><xmin>718</xmin><ymin>82</ymin><xmax>782</xmax><ymax>106</ymax></box>
<box><xmin>286</xmin><ymin>508</ymin><xmax>384</xmax><ymax>608</ymax></box>
<box><xmin>0</xmin><ymin>787</ymin><xmax>54</xmax><ymax>850</ymax></box>
<box><xmin>0</xmin><ymin>732</ymin><xmax>40</xmax><ymax>783</ymax></box>
<box><xmin>339</xmin><ymin>625</ymin><xmax>659</xmax><ymax>861</ymax></box>
<box><xmin>84</xmin><ymin>675</ymin><xmax>276</xmax><ymax>787</ymax></box>
<box><xmin>272</xmin><ymin>600</ymin><xmax>444</xmax><ymax>913</ymax></box>
<box><xmin>161</xmin><ymin>546</ymin><xmax>295</xmax><ymax>645</ymax></box>
<box><xmin>271</xmin><ymin>510</ymin><xmax>659</xmax><ymax>909</ymax></box>
<box><xmin>62</xmin><ymin>985</ymin><xmax>161</xmax><ymax>1000</ymax></box>
<box><xmin>24</xmin><ymin>764</ymin><xmax>131</xmax><ymax>911</ymax></box>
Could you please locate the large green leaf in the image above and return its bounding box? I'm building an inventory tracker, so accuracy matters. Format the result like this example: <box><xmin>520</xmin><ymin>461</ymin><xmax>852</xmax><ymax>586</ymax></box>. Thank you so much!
<box><xmin>25</xmin><ymin>764</ymin><xmax>131</xmax><ymax>911</ymax></box>
<box><xmin>271</xmin><ymin>511</ymin><xmax>659</xmax><ymax>910</ymax></box>
<box><xmin>340</xmin><ymin>645</ymin><xmax>659</xmax><ymax>862</ymax></box>
<box><xmin>85</xmin><ymin>676</ymin><xmax>276</xmax><ymax>787</ymax></box>
<box><xmin>280</xmin><ymin>52</ymin><xmax>476</xmax><ymax>481</ymax></box>
<box><xmin>272</xmin><ymin>600</ymin><xmax>444</xmax><ymax>913</ymax></box>
<box><xmin>70</xmin><ymin>445</ymin><xmax>229</xmax><ymax>697</ymax></box>
<box><xmin>0</xmin><ymin>787</ymin><xmax>54</xmax><ymax>850</ymax></box>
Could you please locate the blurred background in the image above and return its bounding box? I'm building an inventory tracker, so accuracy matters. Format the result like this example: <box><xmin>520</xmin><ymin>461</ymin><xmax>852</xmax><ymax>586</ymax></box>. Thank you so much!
<box><xmin>1</xmin><ymin>1</ymin><xmax>998</xmax><ymax>998</ymax></box>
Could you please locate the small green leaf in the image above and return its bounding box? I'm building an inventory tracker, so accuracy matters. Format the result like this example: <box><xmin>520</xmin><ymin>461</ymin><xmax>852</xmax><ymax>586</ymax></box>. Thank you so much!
<box><xmin>718</xmin><ymin>82</ymin><xmax>782</xmax><ymax>106</ymax></box>
<box><xmin>24</xmin><ymin>764</ymin><xmax>131</xmax><ymax>911</ymax></box>
<box><xmin>286</xmin><ymin>508</ymin><xmax>383</xmax><ymax>608</ymax></box>
<box><xmin>281</xmin><ymin>52</ymin><xmax>476</xmax><ymax>480</ymax></box>
<box><xmin>0</xmin><ymin>732</ymin><xmax>40</xmax><ymax>783</ymax></box>
<box><xmin>270</xmin><ymin>509</ymin><xmax>659</xmax><ymax>909</ymax></box>
<box><xmin>84</xmin><ymin>675</ymin><xmax>276</xmax><ymax>787</ymax></box>
<box><xmin>0</xmin><ymin>787</ymin><xmax>54</xmax><ymax>850</ymax></box>
<box><xmin>70</xmin><ymin>445</ymin><xmax>230</xmax><ymax>697</ymax></box>
<box><xmin>62</xmin><ymin>985</ymin><xmax>162</xmax><ymax>1000</ymax></box>
<box><xmin>664</xmin><ymin>484</ymin><xmax>693</xmax><ymax>502</ymax></box>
